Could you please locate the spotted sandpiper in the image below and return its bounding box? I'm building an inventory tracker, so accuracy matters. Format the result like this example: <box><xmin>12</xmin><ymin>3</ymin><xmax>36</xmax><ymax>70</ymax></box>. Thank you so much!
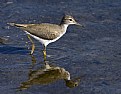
<box><xmin>8</xmin><ymin>15</ymin><xmax>83</xmax><ymax>61</ymax></box>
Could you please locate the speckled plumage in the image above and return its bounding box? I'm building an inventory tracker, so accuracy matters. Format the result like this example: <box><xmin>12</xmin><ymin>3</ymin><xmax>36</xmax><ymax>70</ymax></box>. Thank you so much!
<box><xmin>14</xmin><ymin>23</ymin><xmax>64</xmax><ymax>40</ymax></box>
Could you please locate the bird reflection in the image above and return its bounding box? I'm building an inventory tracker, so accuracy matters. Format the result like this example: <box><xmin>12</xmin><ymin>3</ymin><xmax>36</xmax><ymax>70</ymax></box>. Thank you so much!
<box><xmin>18</xmin><ymin>60</ymin><xmax>80</xmax><ymax>90</ymax></box>
<box><xmin>0</xmin><ymin>37</ymin><xmax>8</xmax><ymax>44</ymax></box>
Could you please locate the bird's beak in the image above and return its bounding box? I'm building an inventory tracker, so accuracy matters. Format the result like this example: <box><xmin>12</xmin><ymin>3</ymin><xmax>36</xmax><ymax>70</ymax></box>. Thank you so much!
<box><xmin>76</xmin><ymin>22</ymin><xmax>84</xmax><ymax>27</ymax></box>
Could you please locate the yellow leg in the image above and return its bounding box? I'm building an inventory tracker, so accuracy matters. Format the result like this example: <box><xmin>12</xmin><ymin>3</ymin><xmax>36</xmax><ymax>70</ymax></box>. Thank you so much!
<box><xmin>27</xmin><ymin>35</ymin><xmax>35</xmax><ymax>55</ymax></box>
<box><xmin>43</xmin><ymin>45</ymin><xmax>47</xmax><ymax>61</ymax></box>
<box><xmin>31</xmin><ymin>55</ymin><xmax>36</xmax><ymax>65</ymax></box>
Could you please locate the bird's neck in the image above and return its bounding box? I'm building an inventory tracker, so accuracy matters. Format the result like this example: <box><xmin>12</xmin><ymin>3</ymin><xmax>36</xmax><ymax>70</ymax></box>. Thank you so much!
<box><xmin>60</xmin><ymin>24</ymin><xmax>69</xmax><ymax>33</ymax></box>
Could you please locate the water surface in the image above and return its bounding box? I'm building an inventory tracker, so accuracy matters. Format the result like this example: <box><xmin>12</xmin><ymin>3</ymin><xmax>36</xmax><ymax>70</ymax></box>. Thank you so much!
<box><xmin>0</xmin><ymin>0</ymin><xmax>121</xmax><ymax>94</ymax></box>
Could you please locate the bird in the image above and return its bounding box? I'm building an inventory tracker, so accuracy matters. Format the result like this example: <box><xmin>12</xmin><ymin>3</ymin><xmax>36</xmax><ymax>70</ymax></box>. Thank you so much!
<box><xmin>8</xmin><ymin>15</ymin><xmax>83</xmax><ymax>61</ymax></box>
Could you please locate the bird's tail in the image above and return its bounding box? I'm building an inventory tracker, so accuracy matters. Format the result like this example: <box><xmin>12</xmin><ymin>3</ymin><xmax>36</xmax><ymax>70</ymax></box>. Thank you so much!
<box><xmin>7</xmin><ymin>23</ymin><xmax>28</xmax><ymax>27</ymax></box>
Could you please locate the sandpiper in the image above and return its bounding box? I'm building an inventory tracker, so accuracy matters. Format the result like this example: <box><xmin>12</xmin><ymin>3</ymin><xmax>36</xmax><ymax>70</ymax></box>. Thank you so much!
<box><xmin>8</xmin><ymin>15</ymin><xmax>83</xmax><ymax>61</ymax></box>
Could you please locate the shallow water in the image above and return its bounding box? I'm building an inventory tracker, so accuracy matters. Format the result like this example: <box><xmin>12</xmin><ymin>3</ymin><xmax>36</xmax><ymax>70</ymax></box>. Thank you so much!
<box><xmin>0</xmin><ymin>0</ymin><xmax>121</xmax><ymax>94</ymax></box>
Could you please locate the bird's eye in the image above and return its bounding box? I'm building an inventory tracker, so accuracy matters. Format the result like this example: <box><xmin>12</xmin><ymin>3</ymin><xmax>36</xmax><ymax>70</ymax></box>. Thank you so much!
<box><xmin>69</xmin><ymin>19</ymin><xmax>73</xmax><ymax>21</ymax></box>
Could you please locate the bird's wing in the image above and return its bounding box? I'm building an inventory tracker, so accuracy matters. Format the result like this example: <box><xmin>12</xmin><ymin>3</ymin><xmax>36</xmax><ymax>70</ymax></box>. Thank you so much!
<box><xmin>10</xmin><ymin>23</ymin><xmax>62</xmax><ymax>40</ymax></box>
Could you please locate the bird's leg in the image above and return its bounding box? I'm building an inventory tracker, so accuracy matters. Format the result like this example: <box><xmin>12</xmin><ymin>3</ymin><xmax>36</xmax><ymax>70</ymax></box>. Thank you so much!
<box><xmin>43</xmin><ymin>45</ymin><xmax>47</xmax><ymax>61</ymax></box>
<box><xmin>27</xmin><ymin>34</ymin><xmax>35</xmax><ymax>55</ymax></box>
